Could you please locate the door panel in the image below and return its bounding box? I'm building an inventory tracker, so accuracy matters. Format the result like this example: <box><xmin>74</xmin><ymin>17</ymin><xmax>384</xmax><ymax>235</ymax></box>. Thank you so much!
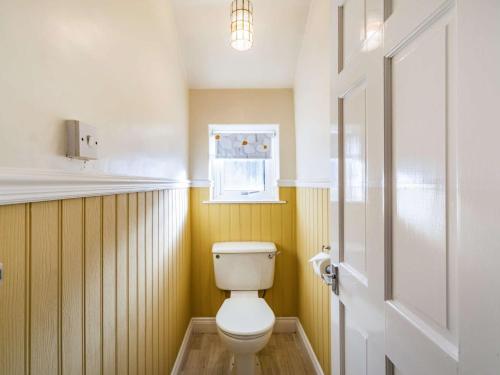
<box><xmin>343</xmin><ymin>0</ymin><xmax>367</xmax><ymax>65</ymax></box>
<box><xmin>384</xmin><ymin>2</ymin><xmax>458</xmax><ymax>374</ymax></box>
<box><xmin>343</xmin><ymin>83</ymin><xmax>367</xmax><ymax>279</ymax></box>
<box><xmin>345</xmin><ymin>304</ymin><xmax>368</xmax><ymax>375</ymax></box>
<box><xmin>386</xmin><ymin>305</ymin><xmax>457</xmax><ymax>375</ymax></box>
<box><xmin>392</xmin><ymin>24</ymin><xmax>448</xmax><ymax>328</ymax></box>
<box><xmin>332</xmin><ymin>0</ymin><xmax>385</xmax><ymax>374</ymax></box>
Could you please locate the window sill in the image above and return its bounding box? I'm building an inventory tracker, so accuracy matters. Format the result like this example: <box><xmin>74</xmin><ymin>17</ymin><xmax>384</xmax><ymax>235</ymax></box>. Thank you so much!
<box><xmin>202</xmin><ymin>200</ymin><xmax>287</xmax><ymax>205</ymax></box>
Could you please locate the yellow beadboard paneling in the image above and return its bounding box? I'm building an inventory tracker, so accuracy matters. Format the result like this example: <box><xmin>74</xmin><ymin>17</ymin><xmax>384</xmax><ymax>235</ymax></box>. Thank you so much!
<box><xmin>31</xmin><ymin>201</ymin><xmax>60</xmax><ymax>374</ymax></box>
<box><xmin>145</xmin><ymin>191</ymin><xmax>154</xmax><ymax>374</ymax></box>
<box><xmin>61</xmin><ymin>198</ymin><xmax>84</xmax><ymax>375</ymax></box>
<box><xmin>152</xmin><ymin>191</ymin><xmax>159</xmax><ymax>375</ymax></box>
<box><xmin>128</xmin><ymin>193</ymin><xmax>138</xmax><ymax>375</ymax></box>
<box><xmin>0</xmin><ymin>188</ymin><xmax>191</xmax><ymax>375</ymax></box>
<box><xmin>137</xmin><ymin>192</ymin><xmax>147</xmax><ymax>374</ymax></box>
<box><xmin>189</xmin><ymin>187</ymin><xmax>298</xmax><ymax>318</ymax></box>
<box><xmin>297</xmin><ymin>187</ymin><xmax>331</xmax><ymax>375</ymax></box>
<box><xmin>85</xmin><ymin>196</ymin><xmax>102</xmax><ymax>374</ymax></box>
<box><xmin>1</xmin><ymin>185</ymin><xmax>331</xmax><ymax>374</ymax></box>
<box><xmin>0</xmin><ymin>204</ymin><xmax>27</xmax><ymax>374</ymax></box>
<box><xmin>102</xmin><ymin>195</ymin><xmax>117</xmax><ymax>375</ymax></box>
<box><xmin>116</xmin><ymin>194</ymin><xmax>128</xmax><ymax>375</ymax></box>
<box><xmin>158</xmin><ymin>191</ymin><xmax>165</xmax><ymax>375</ymax></box>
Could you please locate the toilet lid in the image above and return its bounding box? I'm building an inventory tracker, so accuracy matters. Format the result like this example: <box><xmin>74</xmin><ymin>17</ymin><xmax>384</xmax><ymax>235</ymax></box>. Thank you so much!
<box><xmin>216</xmin><ymin>298</ymin><xmax>275</xmax><ymax>336</ymax></box>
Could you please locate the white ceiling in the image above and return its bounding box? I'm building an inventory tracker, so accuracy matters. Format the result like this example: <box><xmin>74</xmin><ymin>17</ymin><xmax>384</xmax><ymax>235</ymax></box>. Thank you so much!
<box><xmin>172</xmin><ymin>0</ymin><xmax>312</xmax><ymax>88</ymax></box>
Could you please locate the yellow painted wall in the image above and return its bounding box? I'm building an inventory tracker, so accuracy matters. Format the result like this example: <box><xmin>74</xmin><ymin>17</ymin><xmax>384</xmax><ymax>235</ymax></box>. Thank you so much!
<box><xmin>190</xmin><ymin>186</ymin><xmax>331</xmax><ymax>374</ymax></box>
<box><xmin>297</xmin><ymin>187</ymin><xmax>331</xmax><ymax>375</ymax></box>
<box><xmin>0</xmin><ymin>189</ymin><xmax>191</xmax><ymax>374</ymax></box>
<box><xmin>190</xmin><ymin>187</ymin><xmax>297</xmax><ymax>317</ymax></box>
<box><xmin>1</xmin><ymin>186</ymin><xmax>331</xmax><ymax>374</ymax></box>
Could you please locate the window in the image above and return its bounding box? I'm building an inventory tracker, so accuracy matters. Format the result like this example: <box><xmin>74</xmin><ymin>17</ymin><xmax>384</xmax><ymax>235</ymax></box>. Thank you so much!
<box><xmin>209</xmin><ymin>124</ymin><xmax>280</xmax><ymax>202</ymax></box>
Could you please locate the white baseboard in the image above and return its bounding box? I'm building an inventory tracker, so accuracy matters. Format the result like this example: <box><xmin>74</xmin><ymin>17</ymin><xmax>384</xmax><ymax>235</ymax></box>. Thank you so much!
<box><xmin>172</xmin><ymin>317</ymin><xmax>325</xmax><ymax>375</ymax></box>
<box><xmin>170</xmin><ymin>320</ymin><xmax>193</xmax><ymax>375</ymax></box>
<box><xmin>296</xmin><ymin>319</ymin><xmax>325</xmax><ymax>375</ymax></box>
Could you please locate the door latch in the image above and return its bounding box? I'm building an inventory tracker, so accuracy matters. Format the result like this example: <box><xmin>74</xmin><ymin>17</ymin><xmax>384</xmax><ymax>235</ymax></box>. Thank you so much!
<box><xmin>322</xmin><ymin>263</ymin><xmax>339</xmax><ymax>295</ymax></box>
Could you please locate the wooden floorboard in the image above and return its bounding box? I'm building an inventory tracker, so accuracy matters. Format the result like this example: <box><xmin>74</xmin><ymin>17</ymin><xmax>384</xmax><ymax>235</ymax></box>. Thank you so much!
<box><xmin>180</xmin><ymin>333</ymin><xmax>317</xmax><ymax>374</ymax></box>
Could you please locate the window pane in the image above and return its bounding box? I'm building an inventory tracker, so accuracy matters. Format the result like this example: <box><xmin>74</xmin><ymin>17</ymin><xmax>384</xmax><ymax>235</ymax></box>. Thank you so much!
<box><xmin>222</xmin><ymin>159</ymin><xmax>265</xmax><ymax>191</ymax></box>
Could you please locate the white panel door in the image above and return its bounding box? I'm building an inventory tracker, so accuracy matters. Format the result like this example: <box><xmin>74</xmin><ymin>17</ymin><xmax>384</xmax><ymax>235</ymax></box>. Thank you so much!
<box><xmin>330</xmin><ymin>0</ymin><xmax>386</xmax><ymax>374</ymax></box>
<box><xmin>331</xmin><ymin>0</ymin><xmax>500</xmax><ymax>375</ymax></box>
<box><xmin>330</xmin><ymin>0</ymin><xmax>500</xmax><ymax>374</ymax></box>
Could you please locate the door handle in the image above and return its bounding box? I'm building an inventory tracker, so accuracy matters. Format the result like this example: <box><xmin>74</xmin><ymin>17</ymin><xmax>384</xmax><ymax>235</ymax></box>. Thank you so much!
<box><xmin>322</xmin><ymin>263</ymin><xmax>339</xmax><ymax>295</ymax></box>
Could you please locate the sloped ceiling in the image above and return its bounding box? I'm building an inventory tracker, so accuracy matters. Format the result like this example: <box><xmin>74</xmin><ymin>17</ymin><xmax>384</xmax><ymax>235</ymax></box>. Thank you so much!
<box><xmin>172</xmin><ymin>0</ymin><xmax>312</xmax><ymax>88</ymax></box>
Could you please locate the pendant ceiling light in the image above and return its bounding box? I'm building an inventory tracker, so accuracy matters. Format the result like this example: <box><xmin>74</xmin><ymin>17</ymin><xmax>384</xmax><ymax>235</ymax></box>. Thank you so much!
<box><xmin>230</xmin><ymin>0</ymin><xmax>253</xmax><ymax>51</ymax></box>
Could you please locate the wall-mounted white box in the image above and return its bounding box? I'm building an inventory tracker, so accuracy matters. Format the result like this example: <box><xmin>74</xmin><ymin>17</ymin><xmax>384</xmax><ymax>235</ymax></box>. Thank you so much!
<box><xmin>66</xmin><ymin>120</ymin><xmax>99</xmax><ymax>160</ymax></box>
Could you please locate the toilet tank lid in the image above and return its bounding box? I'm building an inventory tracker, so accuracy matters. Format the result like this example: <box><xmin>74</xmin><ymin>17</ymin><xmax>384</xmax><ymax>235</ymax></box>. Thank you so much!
<box><xmin>212</xmin><ymin>241</ymin><xmax>277</xmax><ymax>254</ymax></box>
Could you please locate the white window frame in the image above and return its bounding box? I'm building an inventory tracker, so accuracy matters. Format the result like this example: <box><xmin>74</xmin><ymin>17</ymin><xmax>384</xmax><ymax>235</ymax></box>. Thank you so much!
<box><xmin>208</xmin><ymin>124</ymin><xmax>280</xmax><ymax>203</ymax></box>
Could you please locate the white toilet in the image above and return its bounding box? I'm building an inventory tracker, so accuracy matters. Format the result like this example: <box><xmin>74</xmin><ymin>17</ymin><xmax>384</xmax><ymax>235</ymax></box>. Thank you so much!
<box><xmin>212</xmin><ymin>241</ymin><xmax>277</xmax><ymax>375</ymax></box>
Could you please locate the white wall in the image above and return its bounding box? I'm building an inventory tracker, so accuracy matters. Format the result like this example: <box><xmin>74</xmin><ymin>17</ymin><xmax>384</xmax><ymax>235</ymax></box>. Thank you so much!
<box><xmin>0</xmin><ymin>0</ymin><xmax>188</xmax><ymax>180</ymax></box>
<box><xmin>293</xmin><ymin>0</ymin><xmax>331</xmax><ymax>182</ymax></box>
<box><xmin>189</xmin><ymin>89</ymin><xmax>296</xmax><ymax>182</ymax></box>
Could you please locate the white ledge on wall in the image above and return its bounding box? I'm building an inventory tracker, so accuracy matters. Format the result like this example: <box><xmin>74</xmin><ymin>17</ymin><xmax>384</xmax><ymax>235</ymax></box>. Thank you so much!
<box><xmin>293</xmin><ymin>179</ymin><xmax>331</xmax><ymax>188</ymax></box>
<box><xmin>0</xmin><ymin>167</ymin><xmax>190</xmax><ymax>206</ymax></box>
<box><xmin>202</xmin><ymin>200</ymin><xmax>288</xmax><ymax>204</ymax></box>
<box><xmin>190</xmin><ymin>179</ymin><xmax>212</xmax><ymax>188</ymax></box>
<box><xmin>276</xmin><ymin>179</ymin><xmax>296</xmax><ymax>187</ymax></box>
<box><xmin>191</xmin><ymin>179</ymin><xmax>331</xmax><ymax>189</ymax></box>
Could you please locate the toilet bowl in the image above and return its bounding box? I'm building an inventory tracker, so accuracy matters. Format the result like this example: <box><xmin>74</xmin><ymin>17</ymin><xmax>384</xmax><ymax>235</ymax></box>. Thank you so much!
<box><xmin>216</xmin><ymin>291</ymin><xmax>275</xmax><ymax>375</ymax></box>
<box><xmin>212</xmin><ymin>242</ymin><xmax>278</xmax><ymax>375</ymax></box>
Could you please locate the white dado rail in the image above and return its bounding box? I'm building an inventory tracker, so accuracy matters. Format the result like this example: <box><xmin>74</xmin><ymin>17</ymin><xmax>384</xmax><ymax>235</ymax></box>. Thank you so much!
<box><xmin>0</xmin><ymin>169</ymin><xmax>330</xmax><ymax>205</ymax></box>
<box><xmin>0</xmin><ymin>168</ymin><xmax>190</xmax><ymax>205</ymax></box>
<box><xmin>190</xmin><ymin>178</ymin><xmax>331</xmax><ymax>189</ymax></box>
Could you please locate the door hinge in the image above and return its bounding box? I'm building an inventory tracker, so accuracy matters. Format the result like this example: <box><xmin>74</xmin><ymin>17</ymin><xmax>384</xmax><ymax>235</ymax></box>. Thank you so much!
<box><xmin>323</xmin><ymin>263</ymin><xmax>339</xmax><ymax>295</ymax></box>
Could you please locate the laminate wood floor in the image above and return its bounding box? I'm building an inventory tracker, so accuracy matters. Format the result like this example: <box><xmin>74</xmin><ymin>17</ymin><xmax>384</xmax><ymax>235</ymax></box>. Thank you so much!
<box><xmin>180</xmin><ymin>333</ymin><xmax>317</xmax><ymax>374</ymax></box>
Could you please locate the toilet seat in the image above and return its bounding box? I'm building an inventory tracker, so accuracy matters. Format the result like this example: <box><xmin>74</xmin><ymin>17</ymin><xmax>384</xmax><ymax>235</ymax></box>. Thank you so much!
<box><xmin>216</xmin><ymin>297</ymin><xmax>275</xmax><ymax>337</ymax></box>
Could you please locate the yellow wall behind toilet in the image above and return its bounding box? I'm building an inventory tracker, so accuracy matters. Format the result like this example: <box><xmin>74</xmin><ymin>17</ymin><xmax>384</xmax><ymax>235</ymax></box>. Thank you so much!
<box><xmin>190</xmin><ymin>186</ymin><xmax>331</xmax><ymax>374</ymax></box>
<box><xmin>190</xmin><ymin>187</ymin><xmax>297</xmax><ymax>317</ymax></box>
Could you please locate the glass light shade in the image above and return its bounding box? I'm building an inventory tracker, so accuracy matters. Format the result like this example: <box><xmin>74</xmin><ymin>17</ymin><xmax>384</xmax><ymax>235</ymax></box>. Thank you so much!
<box><xmin>231</xmin><ymin>0</ymin><xmax>253</xmax><ymax>51</ymax></box>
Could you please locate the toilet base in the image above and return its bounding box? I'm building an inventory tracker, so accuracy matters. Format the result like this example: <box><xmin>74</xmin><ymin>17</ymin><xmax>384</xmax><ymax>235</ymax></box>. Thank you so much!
<box><xmin>230</xmin><ymin>353</ymin><xmax>261</xmax><ymax>375</ymax></box>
